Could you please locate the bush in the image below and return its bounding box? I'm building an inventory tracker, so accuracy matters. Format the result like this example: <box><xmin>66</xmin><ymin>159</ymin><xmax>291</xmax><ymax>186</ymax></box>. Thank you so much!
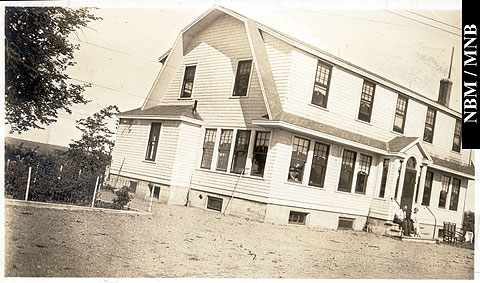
<box><xmin>4</xmin><ymin>143</ymin><xmax>106</xmax><ymax>206</ymax></box>
<box><xmin>112</xmin><ymin>186</ymin><xmax>131</xmax><ymax>209</ymax></box>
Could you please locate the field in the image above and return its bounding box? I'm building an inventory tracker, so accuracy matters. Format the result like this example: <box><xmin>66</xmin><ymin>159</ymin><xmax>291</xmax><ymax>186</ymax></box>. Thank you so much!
<box><xmin>4</xmin><ymin>200</ymin><xmax>475</xmax><ymax>279</ymax></box>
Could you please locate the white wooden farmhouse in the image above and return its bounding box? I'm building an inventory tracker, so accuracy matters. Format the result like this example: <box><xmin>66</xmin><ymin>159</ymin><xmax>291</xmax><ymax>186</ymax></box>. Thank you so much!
<box><xmin>108</xmin><ymin>7</ymin><xmax>474</xmax><ymax>237</ymax></box>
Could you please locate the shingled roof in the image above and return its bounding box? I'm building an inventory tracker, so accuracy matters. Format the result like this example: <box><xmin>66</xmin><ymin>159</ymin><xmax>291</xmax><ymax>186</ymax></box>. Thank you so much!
<box><xmin>431</xmin><ymin>156</ymin><xmax>475</xmax><ymax>177</ymax></box>
<box><xmin>387</xmin><ymin>136</ymin><xmax>418</xmax><ymax>152</ymax></box>
<box><xmin>118</xmin><ymin>104</ymin><xmax>203</xmax><ymax>121</ymax></box>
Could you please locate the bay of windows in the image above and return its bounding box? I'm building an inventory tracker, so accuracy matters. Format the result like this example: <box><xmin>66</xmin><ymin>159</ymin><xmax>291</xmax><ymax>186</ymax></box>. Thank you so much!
<box><xmin>200</xmin><ymin>128</ymin><xmax>270</xmax><ymax>177</ymax></box>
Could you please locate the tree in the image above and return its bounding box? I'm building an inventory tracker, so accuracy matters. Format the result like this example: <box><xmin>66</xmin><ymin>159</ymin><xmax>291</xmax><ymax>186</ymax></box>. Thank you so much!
<box><xmin>5</xmin><ymin>7</ymin><xmax>100</xmax><ymax>133</ymax></box>
<box><xmin>67</xmin><ymin>105</ymin><xmax>120</xmax><ymax>171</ymax></box>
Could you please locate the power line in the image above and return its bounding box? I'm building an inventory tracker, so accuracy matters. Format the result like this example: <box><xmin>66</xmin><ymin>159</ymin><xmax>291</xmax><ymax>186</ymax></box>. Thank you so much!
<box><xmin>405</xmin><ymin>11</ymin><xmax>461</xmax><ymax>31</ymax></box>
<box><xmin>383</xmin><ymin>10</ymin><xmax>461</xmax><ymax>37</ymax></box>
<box><xmin>69</xmin><ymin>37</ymin><xmax>160</xmax><ymax>64</ymax></box>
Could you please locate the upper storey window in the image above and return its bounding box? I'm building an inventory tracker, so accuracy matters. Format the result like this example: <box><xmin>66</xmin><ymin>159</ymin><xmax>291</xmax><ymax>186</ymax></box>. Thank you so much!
<box><xmin>180</xmin><ymin>65</ymin><xmax>196</xmax><ymax>98</ymax></box>
<box><xmin>452</xmin><ymin>119</ymin><xmax>461</xmax><ymax>152</ymax></box>
<box><xmin>423</xmin><ymin>107</ymin><xmax>436</xmax><ymax>143</ymax></box>
<box><xmin>232</xmin><ymin>60</ymin><xmax>252</xmax><ymax>97</ymax></box>
<box><xmin>393</xmin><ymin>95</ymin><xmax>408</xmax><ymax>133</ymax></box>
<box><xmin>311</xmin><ymin>60</ymin><xmax>332</xmax><ymax>108</ymax></box>
<box><xmin>358</xmin><ymin>80</ymin><xmax>376</xmax><ymax>123</ymax></box>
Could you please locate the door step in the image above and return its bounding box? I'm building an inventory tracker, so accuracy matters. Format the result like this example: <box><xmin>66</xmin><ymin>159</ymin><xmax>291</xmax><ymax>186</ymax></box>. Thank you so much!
<box><xmin>392</xmin><ymin>235</ymin><xmax>439</xmax><ymax>244</ymax></box>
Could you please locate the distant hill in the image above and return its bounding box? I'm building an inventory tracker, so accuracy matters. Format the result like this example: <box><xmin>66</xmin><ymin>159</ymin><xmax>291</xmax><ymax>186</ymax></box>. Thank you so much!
<box><xmin>5</xmin><ymin>137</ymin><xmax>69</xmax><ymax>154</ymax></box>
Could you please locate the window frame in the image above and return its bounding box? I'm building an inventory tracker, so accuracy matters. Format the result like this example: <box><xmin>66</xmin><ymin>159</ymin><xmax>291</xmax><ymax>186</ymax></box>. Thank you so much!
<box><xmin>216</xmin><ymin>129</ymin><xmax>234</xmax><ymax>172</ymax></box>
<box><xmin>393</xmin><ymin>95</ymin><xmax>408</xmax><ymax>134</ymax></box>
<box><xmin>231</xmin><ymin>59</ymin><xmax>253</xmax><ymax>97</ymax></box>
<box><xmin>438</xmin><ymin>175</ymin><xmax>451</xmax><ymax>208</ymax></box>
<box><xmin>354</xmin><ymin>154</ymin><xmax>372</xmax><ymax>195</ymax></box>
<box><xmin>308</xmin><ymin>141</ymin><xmax>330</xmax><ymax>188</ymax></box>
<box><xmin>423</xmin><ymin>107</ymin><xmax>436</xmax><ymax>143</ymax></box>
<box><xmin>144</xmin><ymin>122</ymin><xmax>162</xmax><ymax>161</ymax></box>
<box><xmin>206</xmin><ymin>196</ymin><xmax>223</xmax><ymax>212</ymax></box>
<box><xmin>357</xmin><ymin>80</ymin><xmax>376</xmax><ymax>123</ymax></box>
<box><xmin>449</xmin><ymin>178</ymin><xmax>461</xmax><ymax>211</ymax></box>
<box><xmin>452</xmin><ymin>119</ymin><xmax>462</xmax><ymax>152</ymax></box>
<box><xmin>230</xmin><ymin>130</ymin><xmax>251</xmax><ymax>174</ymax></box>
<box><xmin>179</xmin><ymin>64</ymin><xmax>197</xmax><ymax>99</ymax></box>
<box><xmin>310</xmin><ymin>60</ymin><xmax>333</xmax><ymax>108</ymax></box>
<box><xmin>288</xmin><ymin>211</ymin><xmax>308</xmax><ymax>225</ymax></box>
<box><xmin>378</xmin><ymin>159</ymin><xmax>390</xmax><ymax>198</ymax></box>
<box><xmin>288</xmin><ymin>136</ymin><xmax>311</xmax><ymax>183</ymax></box>
<box><xmin>200</xmin><ymin>128</ymin><xmax>217</xmax><ymax>169</ymax></box>
<box><xmin>338</xmin><ymin>149</ymin><xmax>357</xmax><ymax>193</ymax></box>
<box><xmin>421</xmin><ymin>171</ymin><xmax>434</xmax><ymax>206</ymax></box>
<box><xmin>250</xmin><ymin>131</ymin><xmax>270</xmax><ymax>177</ymax></box>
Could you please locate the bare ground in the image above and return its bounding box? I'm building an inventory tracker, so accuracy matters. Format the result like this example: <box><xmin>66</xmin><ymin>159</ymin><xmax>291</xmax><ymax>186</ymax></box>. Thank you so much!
<box><xmin>4</xmin><ymin>201</ymin><xmax>475</xmax><ymax>279</ymax></box>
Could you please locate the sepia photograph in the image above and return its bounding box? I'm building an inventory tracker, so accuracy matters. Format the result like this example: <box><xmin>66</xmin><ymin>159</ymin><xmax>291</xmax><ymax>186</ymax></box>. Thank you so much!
<box><xmin>2</xmin><ymin>0</ymin><xmax>477</xmax><ymax>280</ymax></box>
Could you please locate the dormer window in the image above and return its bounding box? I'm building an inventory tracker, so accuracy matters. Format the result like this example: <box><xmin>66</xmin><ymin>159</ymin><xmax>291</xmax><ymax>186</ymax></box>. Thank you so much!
<box><xmin>311</xmin><ymin>60</ymin><xmax>332</xmax><ymax>108</ymax></box>
<box><xmin>180</xmin><ymin>65</ymin><xmax>196</xmax><ymax>98</ymax></box>
<box><xmin>232</xmin><ymin>60</ymin><xmax>252</xmax><ymax>97</ymax></box>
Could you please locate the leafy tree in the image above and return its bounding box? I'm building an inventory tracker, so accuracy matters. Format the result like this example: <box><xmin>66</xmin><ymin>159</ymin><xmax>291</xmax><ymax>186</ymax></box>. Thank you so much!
<box><xmin>66</xmin><ymin>105</ymin><xmax>120</xmax><ymax>176</ymax></box>
<box><xmin>5</xmin><ymin>7</ymin><xmax>100</xmax><ymax>133</ymax></box>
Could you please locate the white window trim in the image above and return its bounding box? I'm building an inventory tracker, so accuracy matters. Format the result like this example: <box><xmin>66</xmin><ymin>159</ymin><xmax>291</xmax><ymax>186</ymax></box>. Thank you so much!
<box><xmin>355</xmin><ymin>79</ymin><xmax>376</xmax><ymax>124</ymax></box>
<box><xmin>198</xmin><ymin>127</ymin><xmax>272</xmax><ymax>178</ymax></box>
<box><xmin>230</xmin><ymin>58</ymin><xmax>254</xmax><ymax>98</ymax></box>
<box><xmin>178</xmin><ymin>63</ymin><xmax>198</xmax><ymax>99</ymax></box>
<box><xmin>335</xmin><ymin>147</ymin><xmax>373</xmax><ymax>195</ymax></box>
<box><xmin>391</xmin><ymin>93</ymin><xmax>409</xmax><ymax>134</ymax></box>
<box><xmin>143</xmin><ymin>122</ymin><xmax>162</xmax><ymax>162</ymax></box>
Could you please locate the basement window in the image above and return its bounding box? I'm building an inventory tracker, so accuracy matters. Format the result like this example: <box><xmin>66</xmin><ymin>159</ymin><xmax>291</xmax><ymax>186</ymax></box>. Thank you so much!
<box><xmin>288</xmin><ymin>211</ymin><xmax>307</xmax><ymax>225</ymax></box>
<box><xmin>207</xmin><ymin>196</ymin><xmax>223</xmax><ymax>212</ymax></box>
<box><xmin>338</xmin><ymin>217</ymin><xmax>354</xmax><ymax>230</ymax></box>
<box><xmin>128</xmin><ymin>181</ymin><xmax>137</xmax><ymax>193</ymax></box>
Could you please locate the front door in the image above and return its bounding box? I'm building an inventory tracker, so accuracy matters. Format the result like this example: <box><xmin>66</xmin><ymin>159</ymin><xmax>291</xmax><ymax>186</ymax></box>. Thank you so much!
<box><xmin>400</xmin><ymin>169</ymin><xmax>416</xmax><ymax>216</ymax></box>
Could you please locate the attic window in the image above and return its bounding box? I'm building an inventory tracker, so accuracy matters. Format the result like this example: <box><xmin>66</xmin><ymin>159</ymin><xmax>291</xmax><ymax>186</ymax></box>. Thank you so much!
<box><xmin>180</xmin><ymin>65</ymin><xmax>196</xmax><ymax>98</ymax></box>
<box><xmin>311</xmin><ymin>60</ymin><xmax>332</xmax><ymax>108</ymax></box>
<box><xmin>232</xmin><ymin>60</ymin><xmax>252</xmax><ymax>97</ymax></box>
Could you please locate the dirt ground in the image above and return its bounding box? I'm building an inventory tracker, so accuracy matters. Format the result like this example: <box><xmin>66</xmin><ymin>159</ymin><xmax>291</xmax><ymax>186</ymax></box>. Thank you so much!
<box><xmin>4</xmin><ymin>200</ymin><xmax>475</xmax><ymax>279</ymax></box>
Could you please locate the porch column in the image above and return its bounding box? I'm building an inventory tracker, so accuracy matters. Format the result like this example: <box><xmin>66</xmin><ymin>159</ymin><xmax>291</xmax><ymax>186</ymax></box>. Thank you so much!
<box><xmin>395</xmin><ymin>158</ymin><xmax>406</xmax><ymax>203</ymax></box>
<box><xmin>415</xmin><ymin>165</ymin><xmax>428</xmax><ymax>205</ymax></box>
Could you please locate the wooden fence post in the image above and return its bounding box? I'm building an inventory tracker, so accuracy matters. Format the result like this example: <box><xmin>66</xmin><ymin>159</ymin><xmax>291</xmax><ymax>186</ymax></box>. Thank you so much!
<box><xmin>91</xmin><ymin>176</ymin><xmax>100</xmax><ymax>208</ymax></box>
<box><xmin>25</xmin><ymin>166</ymin><xmax>32</xmax><ymax>201</ymax></box>
<box><xmin>148</xmin><ymin>185</ymin><xmax>154</xmax><ymax>213</ymax></box>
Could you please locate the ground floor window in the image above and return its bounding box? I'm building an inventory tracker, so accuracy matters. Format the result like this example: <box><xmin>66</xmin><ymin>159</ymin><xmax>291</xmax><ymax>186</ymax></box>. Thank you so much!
<box><xmin>200</xmin><ymin>129</ymin><xmax>216</xmax><ymax>169</ymax></box>
<box><xmin>438</xmin><ymin>175</ymin><xmax>451</xmax><ymax>208</ymax></box>
<box><xmin>288</xmin><ymin>211</ymin><xmax>307</xmax><ymax>225</ymax></box>
<box><xmin>378</xmin><ymin>159</ymin><xmax>389</xmax><ymax>198</ymax></box>
<box><xmin>449</xmin><ymin>178</ymin><xmax>461</xmax><ymax>211</ymax></box>
<box><xmin>422</xmin><ymin>171</ymin><xmax>433</xmax><ymax>206</ymax></box>
<box><xmin>149</xmin><ymin>185</ymin><xmax>160</xmax><ymax>199</ymax></box>
<box><xmin>309</xmin><ymin>142</ymin><xmax>329</xmax><ymax>188</ymax></box>
<box><xmin>288</xmin><ymin>136</ymin><xmax>310</xmax><ymax>183</ymax></box>
<box><xmin>251</xmin><ymin>131</ymin><xmax>270</xmax><ymax>177</ymax></box>
<box><xmin>354</xmin><ymin>154</ymin><xmax>372</xmax><ymax>194</ymax></box>
<box><xmin>216</xmin><ymin>129</ymin><xmax>233</xmax><ymax>172</ymax></box>
<box><xmin>338</xmin><ymin>149</ymin><xmax>356</xmax><ymax>192</ymax></box>
<box><xmin>230</xmin><ymin>130</ymin><xmax>251</xmax><ymax>174</ymax></box>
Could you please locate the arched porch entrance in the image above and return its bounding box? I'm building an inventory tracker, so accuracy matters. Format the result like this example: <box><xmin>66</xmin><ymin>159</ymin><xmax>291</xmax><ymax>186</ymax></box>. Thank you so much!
<box><xmin>400</xmin><ymin>157</ymin><xmax>417</xmax><ymax>215</ymax></box>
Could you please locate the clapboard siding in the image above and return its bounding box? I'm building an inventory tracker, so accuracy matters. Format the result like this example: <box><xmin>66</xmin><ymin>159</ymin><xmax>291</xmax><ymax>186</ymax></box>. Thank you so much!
<box><xmin>159</xmin><ymin>14</ymin><xmax>268</xmax><ymax>127</ymax></box>
<box><xmin>269</xmin><ymin>42</ymin><xmax>470</xmax><ymax>165</ymax></box>
<box><xmin>416</xmin><ymin>168</ymin><xmax>467</xmax><ymax>226</ymax></box>
<box><xmin>190</xmin><ymin>169</ymin><xmax>271</xmax><ymax>203</ymax></box>
<box><xmin>110</xmin><ymin>120</ymin><xmax>181</xmax><ymax>185</ymax></box>
<box><xmin>170</xmin><ymin>122</ymin><xmax>203</xmax><ymax>187</ymax></box>
<box><xmin>265</xmin><ymin>129</ymin><xmax>380</xmax><ymax>216</ymax></box>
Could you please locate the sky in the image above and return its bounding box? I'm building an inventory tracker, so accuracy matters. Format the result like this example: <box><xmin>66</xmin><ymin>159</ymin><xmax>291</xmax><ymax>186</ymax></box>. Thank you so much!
<box><xmin>2</xmin><ymin>0</ymin><xmax>464</xmax><ymax>147</ymax></box>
